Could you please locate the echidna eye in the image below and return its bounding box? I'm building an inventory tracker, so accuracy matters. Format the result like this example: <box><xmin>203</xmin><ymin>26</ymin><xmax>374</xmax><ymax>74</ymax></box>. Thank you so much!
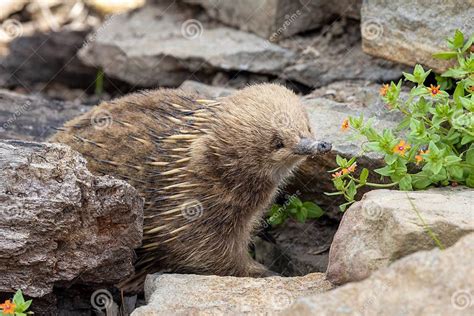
<box><xmin>272</xmin><ymin>135</ymin><xmax>284</xmax><ymax>150</ymax></box>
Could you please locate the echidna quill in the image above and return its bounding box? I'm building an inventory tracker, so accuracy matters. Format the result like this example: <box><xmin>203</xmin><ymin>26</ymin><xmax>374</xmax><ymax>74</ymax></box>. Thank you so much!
<box><xmin>51</xmin><ymin>83</ymin><xmax>331</xmax><ymax>290</ymax></box>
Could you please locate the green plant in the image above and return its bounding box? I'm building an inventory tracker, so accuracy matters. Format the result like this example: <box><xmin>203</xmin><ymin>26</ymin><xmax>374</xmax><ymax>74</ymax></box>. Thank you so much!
<box><xmin>267</xmin><ymin>196</ymin><xmax>324</xmax><ymax>226</ymax></box>
<box><xmin>0</xmin><ymin>290</ymin><xmax>33</xmax><ymax>316</ymax></box>
<box><xmin>95</xmin><ymin>68</ymin><xmax>104</xmax><ymax>96</ymax></box>
<box><xmin>327</xmin><ymin>29</ymin><xmax>474</xmax><ymax>211</ymax></box>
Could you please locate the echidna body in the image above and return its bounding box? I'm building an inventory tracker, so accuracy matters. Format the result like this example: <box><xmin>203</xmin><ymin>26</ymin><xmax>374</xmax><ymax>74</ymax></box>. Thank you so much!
<box><xmin>52</xmin><ymin>84</ymin><xmax>331</xmax><ymax>289</ymax></box>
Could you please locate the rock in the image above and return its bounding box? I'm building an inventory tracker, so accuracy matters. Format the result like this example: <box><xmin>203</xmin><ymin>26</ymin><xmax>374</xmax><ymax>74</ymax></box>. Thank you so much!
<box><xmin>281</xmin><ymin>18</ymin><xmax>407</xmax><ymax>88</ymax></box>
<box><xmin>326</xmin><ymin>187</ymin><xmax>474</xmax><ymax>285</ymax></box>
<box><xmin>0</xmin><ymin>140</ymin><xmax>143</xmax><ymax>297</ymax></box>
<box><xmin>132</xmin><ymin>273</ymin><xmax>332</xmax><ymax>315</ymax></box>
<box><xmin>0</xmin><ymin>30</ymin><xmax>97</xmax><ymax>89</ymax></box>
<box><xmin>86</xmin><ymin>0</ymin><xmax>145</xmax><ymax>14</ymax></box>
<box><xmin>78</xmin><ymin>2</ymin><xmax>294</xmax><ymax>87</ymax></box>
<box><xmin>284</xmin><ymin>233</ymin><xmax>474</xmax><ymax>315</ymax></box>
<box><xmin>255</xmin><ymin>219</ymin><xmax>338</xmax><ymax>276</ymax></box>
<box><xmin>361</xmin><ymin>0</ymin><xmax>473</xmax><ymax>73</ymax></box>
<box><xmin>0</xmin><ymin>89</ymin><xmax>91</xmax><ymax>141</ymax></box>
<box><xmin>0</xmin><ymin>0</ymin><xmax>27</xmax><ymax>20</ymax></box>
<box><xmin>185</xmin><ymin>0</ymin><xmax>361</xmax><ymax>40</ymax></box>
<box><xmin>179</xmin><ymin>80</ymin><xmax>235</xmax><ymax>98</ymax></box>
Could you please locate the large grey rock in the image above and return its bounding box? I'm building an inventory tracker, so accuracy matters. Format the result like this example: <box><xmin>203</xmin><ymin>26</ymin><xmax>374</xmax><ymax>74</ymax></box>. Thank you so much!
<box><xmin>79</xmin><ymin>2</ymin><xmax>294</xmax><ymax>87</ymax></box>
<box><xmin>361</xmin><ymin>0</ymin><xmax>473</xmax><ymax>73</ymax></box>
<box><xmin>0</xmin><ymin>140</ymin><xmax>143</xmax><ymax>297</ymax></box>
<box><xmin>179</xmin><ymin>80</ymin><xmax>235</xmax><ymax>98</ymax></box>
<box><xmin>132</xmin><ymin>273</ymin><xmax>332</xmax><ymax>315</ymax></box>
<box><xmin>0</xmin><ymin>89</ymin><xmax>90</xmax><ymax>141</ymax></box>
<box><xmin>281</xmin><ymin>18</ymin><xmax>407</xmax><ymax>88</ymax></box>
<box><xmin>185</xmin><ymin>0</ymin><xmax>361</xmax><ymax>40</ymax></box>
<box><xmin>284</xmin><ymin>233</ymin><xmax>474</xmax><ymax>315</ymax></box>
<box><xmin>327</xmin><ymin>187</ymin><xmax>474</xmax><ymax>285</ymax></box>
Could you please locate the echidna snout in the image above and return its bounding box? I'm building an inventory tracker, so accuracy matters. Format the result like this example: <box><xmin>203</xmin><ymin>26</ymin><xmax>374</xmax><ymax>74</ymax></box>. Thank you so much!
<box><xmin>51</xmin><ymin>83</ymin><xmax>327</xmax><ymax>291</ymax></box>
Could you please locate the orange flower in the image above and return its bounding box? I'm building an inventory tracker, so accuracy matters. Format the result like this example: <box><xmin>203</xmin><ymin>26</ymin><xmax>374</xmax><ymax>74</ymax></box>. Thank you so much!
<box><xmin>341</xmin><ymin>118</ymin><xmax>350</xmax><ymax>131</ymax></box>
<box><xmin>415</xmin><ymin>149</ymin><xmax>429</xmax><ymax>165</ymax></box>
<box><xmin>428</xmin><ymin>84</ymin><xmax>441</xmax><ymax>97</ymax></box>
<box><xmin>341</xmin><ymin>168</ymin><xmax>349</xmax><ymax>175</ymax></box>
<box><xmin>393</xmin><ymin>140</ymin><xmax>411</xmax><ymax>156</ymax></box>
<box><xmin>347</xmin><ymin>163</ymin><xmax>357</xmax><ymax>173</ymax></box>
<box><xmin>379</xmin><ymin>84</ymin><xmax>389</xmax><ymax>96</ymax></box>
<box><xmin>0</xmin><ymin>299</ymin><xmax>16</xmax><ymax>315</ymax></box>
<box><xmin>332</xmin><ymin>171</ymin><xmax>343</xmax><ymax>178</ymax></box>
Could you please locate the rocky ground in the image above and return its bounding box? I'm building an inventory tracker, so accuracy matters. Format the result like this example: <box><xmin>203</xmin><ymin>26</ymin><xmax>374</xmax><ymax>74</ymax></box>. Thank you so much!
<box><xmin>0</xmin><ymin>0</ymin><xmax>472</xmax><ymax>315</ymax></box>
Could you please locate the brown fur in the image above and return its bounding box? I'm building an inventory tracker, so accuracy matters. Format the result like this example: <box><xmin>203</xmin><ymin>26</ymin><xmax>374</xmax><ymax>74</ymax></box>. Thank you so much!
<box><xmin>51</xmin><ymin>83</ymin><xmax>321</xmax><ymax>290</ymax></box>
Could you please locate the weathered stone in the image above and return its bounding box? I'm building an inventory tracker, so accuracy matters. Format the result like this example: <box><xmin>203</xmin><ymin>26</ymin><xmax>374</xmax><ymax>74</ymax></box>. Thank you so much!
<box><xmin>179</xmin><ymin>80</ymin><xmax>235</xmax><ymax>98</ymax></box>
<box><xmin>0</xmin><ymin>89</ymin><xmax>90</xmax><ymax>141</ymax></box>
<box><xmin>0</xmin><ymin>140</ymin><xmax>143</xmax><ymax>297</ymax></box>
<box><xmin>284</xmin><ymin>233</ymin><xmax>474</xmax><ymax>316</ymax></box>
<box><xmin>281</xmin><ymin>18</ymin><xmax>407</xmax><ymax>88</ymax></box>
<box><xmin>361</xmin><ymin>0</ymin><xmax>473</xmax><ymax>73</ymax></box>
<box><xmin>79</xmin><ymin>2</ymin><xmax>294</xmax><ymax>87</ymax></box>
<box><xmin>0</xmin><ymin>0</ymin><xmax>27</xmax><ymax>20</ymax></box>
<box><xmin>185</xmin><ymin>0</ymin><xmax>361</xmax><ymax>40</ymax></box>
<box><xmin>327</xmin><ymin>187</ymin><xmax>474</xmax><ymax>285</ymax></box>
<box><xmin>0</xmin><ymin>30</ymin><xmax>96</xmax><ymax>89</ymax></box>
<box><xmin>132</xmin><ymin>273</ymin><xmax>332</xmax><ymax>315</ymax></box>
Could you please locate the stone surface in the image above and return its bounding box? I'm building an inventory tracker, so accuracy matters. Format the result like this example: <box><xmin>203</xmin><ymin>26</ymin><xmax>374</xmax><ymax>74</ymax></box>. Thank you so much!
<box><xmin>79</xmin><ymin>2</ymin><xmax>294</xmax><ymax>87</ymax></box>
<box><xmin>0</xmin><ymin>89</ymin><xmax>91</xmax><ymax>141</ymax></box>
<box><xmin>185</xmin><ymin>0</ymin><xmax>361</xmax><ymax>40</ymax></box>
<box><xmin>327</xmin><ymin>187</ymin><xmax>474</xmax><ymax>285</ymax></box>
<box><xmin>179</xmin><ymin>80</ymin><xmax>235</xmax><ymax>98</ymax></box>
<box><xmin>281</xmin><ymin>18</ymin><xmax>407</xmax><ymax>88</ymax></box>
<box><xmin>0</xmin><ymin>140</ymin><xmax>143</xmax><ymax>297</ymax></box>
<box><xmin>361</xmin><ymin>0</ymin><xmax>473</xmax><ymax>73</ymax></box>
<box><xmin>132</xmin><ymin>273</ymin><xmax>333</xmax><ymax>315</ymax></box>
<box><xmin>0</xmin><ymin>30</ymin><xmax>96</xmax><ymax>89</ymax></box>
<box><xmin>284</xmin><ymin>233</ymin><xmax>474</xmax><ymax>316</ymax></box>
<box><xmin>0</xmin><ymin>0</ymin><xmax>27</xmax><ymax>20</ymax></box>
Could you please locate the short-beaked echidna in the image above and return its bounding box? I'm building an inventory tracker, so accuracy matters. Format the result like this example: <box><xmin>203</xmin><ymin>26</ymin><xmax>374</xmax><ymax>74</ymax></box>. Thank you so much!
<box><xmin>51</xmin><ymin>83</ymin><xmax>331</xmax><ymax>290</ymax></box>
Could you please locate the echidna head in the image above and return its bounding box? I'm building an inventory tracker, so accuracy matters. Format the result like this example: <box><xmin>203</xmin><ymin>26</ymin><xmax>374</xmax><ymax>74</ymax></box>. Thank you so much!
<box><xmin>194</xmin><ymin>84</ymin><xmax>331</xmax><ymax>186</ymax></box>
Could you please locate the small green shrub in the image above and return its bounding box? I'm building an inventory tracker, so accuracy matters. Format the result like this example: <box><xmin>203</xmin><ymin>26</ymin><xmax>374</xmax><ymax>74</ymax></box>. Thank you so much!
<box><xmin>0</xmin><ymin>290</ymin><xmax>33</xmax><ymax>316</ymax></box>
<box><xmin>267</xmin><ymin>195</ymin><xmax>324</xmax><ymax>226</ymax></box>
<box><xmin>328</xmin><ymin>29</ymin><xmax>474</xmax><ymax>211</ymax></box>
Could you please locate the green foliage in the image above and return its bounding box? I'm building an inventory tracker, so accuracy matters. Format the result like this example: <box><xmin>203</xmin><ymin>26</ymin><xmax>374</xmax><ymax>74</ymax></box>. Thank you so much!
<box><xmin>95</xmin><ymin>68</ymin><xmax>104</xmax><ymax>96</ymax></box>
<box><xmin>328</xmin><ymin>29</ymin><xmax>474</xmax><ymax>210</ymax></box>
<box><xmin>0</xmin><ymin>290</ymin><xmax>33</xmax><ymax>316</ymax></box>
<box><xmin>267</xmin><ymin>196</ymin><xmax>324</xmax><ymax>226</ymax></box>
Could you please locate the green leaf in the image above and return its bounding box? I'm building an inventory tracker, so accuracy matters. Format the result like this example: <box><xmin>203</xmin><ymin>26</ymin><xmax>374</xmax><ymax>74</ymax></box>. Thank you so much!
<box><xmin>359</xmin><ymin>168</ymin><xmax>369</xmax><ymax>184</ymax></box>
<box><xmin>412</xmin><ymin>172</ymin><xmax>432</xmax><ymax>189</ymax></box>
<box><xmin>444</xmin><ymin>155</ymin><xmax>462</xmax><ymax>166</ymax></box>
<box><xmin>295</xmin><ymin>207</ymin><xmax>308</xmax><ymax>223</ymax></box>
<box><xmin>448</xmin><ymin>166</ymin><xmax>463</xmax><ymax>180</ymax></box>
<box><xmin>336</xmin><ymin>155</ymin><xmax>346</xmax><ymax>167</ymax></box>
<box><xmin>374</xmin><ymin>165</ymin><xmax>392</xmax><ymax>176</ymax></box>
<box><xmin>399</xmin><ymin>174</ymin><xmax>413</xmax><ymax>191</ymax></box>
<box><xmin>384</xmin><ymin>154</ymin><xmax>398</xmax><ymax>165</ymax></box>
<box><xmin>303</xmin><ymin>202</ymin><xmax>324</xmax><ymax>219</ymax></box>
<box><xmin>461</xmin><ymin>34</ymin><xmax>474</xmax><ymax>52</ymax></box>
<box><xmin>403</xmin><ymin>72</ymin><xmax>417</xmax><ymax>83</ymax></box>
<box><xmin>441</xmin><ymin>68</ymin><xmax>469</xmax><ymax>79</ymax></box>
<box><xmin>339</xmin><ymin>201</ymin><xmax>354</xmax><ymax>212</ymax></box>
<box><xmin>13</xmin><ymin>290</ymin><xmax>25</xmax><ymax>305</ymax></box>
<box><xmin>346</xmin><ymin>180</ymin><xmax>357</xmax><ymax>200</ymax></box>
<box><xmin>466</xmin><ymin>174</ymin><xmax>474</xmax><ymax>188</ymax></box>
<box><xmin>453</xmin><ymin>83</ymin><xmax>465</xmax><ymax>104</ymax></box>
<box><xmin>452</xmin><ymin>29</ymin><xmax>465</xmax><ymax>49</ymax></box>
<box><xmin>432</xmin><ymin>51</ymin><xmax>458</xmax><ymax>60</ymax></box>
<box><xmin>466</xmin><ymin>146</ymin><xmax>474</xmax><ymax>165</ymax></box>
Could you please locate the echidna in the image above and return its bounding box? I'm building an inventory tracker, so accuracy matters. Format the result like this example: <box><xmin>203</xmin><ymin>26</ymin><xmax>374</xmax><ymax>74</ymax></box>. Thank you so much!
<box><xmin>51</xmin><ymin>83</ymin><xmax>331</xmax><ymax>290</ymax></box>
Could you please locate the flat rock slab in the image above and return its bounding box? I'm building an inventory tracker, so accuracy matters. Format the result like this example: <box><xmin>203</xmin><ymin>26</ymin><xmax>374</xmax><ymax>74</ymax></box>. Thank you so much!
<box><xmin>284</xmin><ymin>233</ymin><xmax>474</xmax><ymax>316</ymax></box>
<box><xmin>185</xmin><ymin>0</ymin><xmax>361</xmax><ymax>40</ymax></box>
<box><xmin>281</xmin><ymin>19</ymin><xmax>407</xmax><ymax>88</ymax></box>
<box><xmin>327</xmin><ymin>187</ymin><xmax>474</xmax><ymax>285</ymax></box>
<box><xmin>361</xmin><ymin>0</ymin><xmax>473</xmax><ymax>73</ymax></box>
<box><xmin>79</xmin><ymin>2</ymin><xmax>293</xmax><ymax>87</ymax></box>
<box><xmin>0</xmin><ymin>140</ymin><xmax>143</xmax><ymax>297</ymax></box>
<box><xmin>132</xmin><ymin>273</ymin><xmax>332</xmax><ymax>315</ymax></box>
<box><xmin>0</xmin><ymin>89</ymin><xmax>90</xmax><ymax>141</ymax></box>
